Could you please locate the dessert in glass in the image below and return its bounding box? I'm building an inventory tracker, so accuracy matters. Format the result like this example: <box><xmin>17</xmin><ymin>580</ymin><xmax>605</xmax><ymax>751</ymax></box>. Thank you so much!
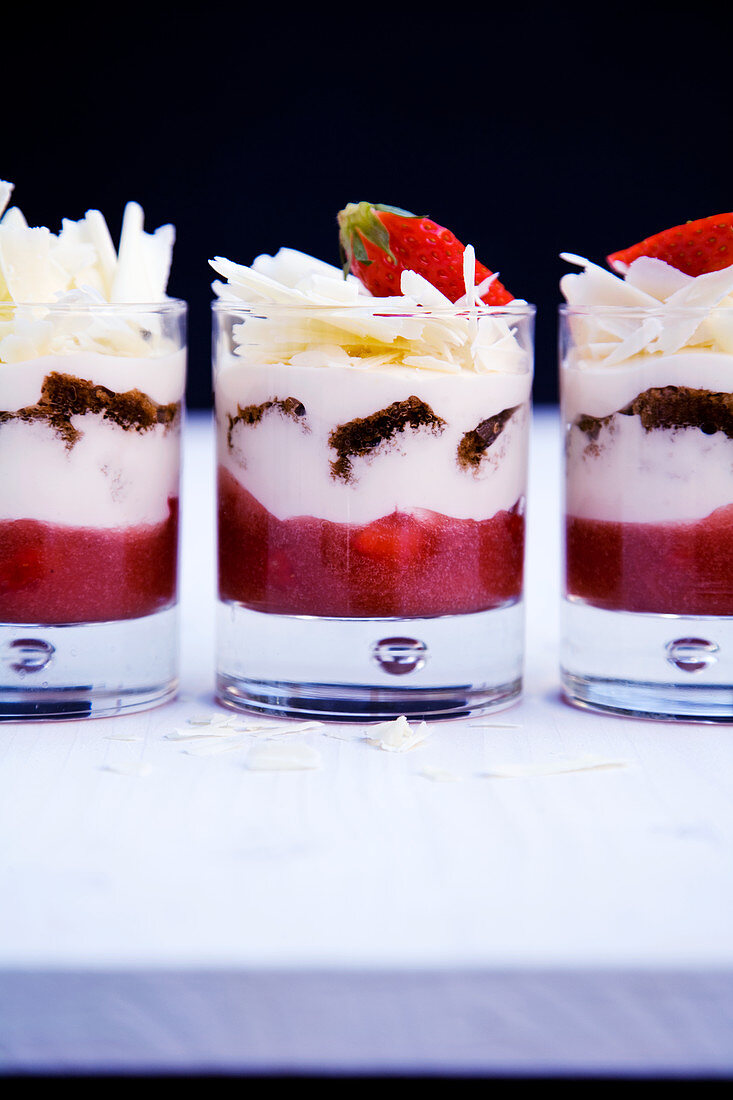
<box><xmin>0</xmin><ymin>182</ymin><xmax>186</xmax><ymax>719</ymax></box>
<box><xmin>212</xmin><ymin>202</ymin><xmax>534</xmax><ymax>720</ymax></box>
<box><xmin>560</xmin><ymin>212</ymin><xmax>733</xmax><ymax>719</ymax></box>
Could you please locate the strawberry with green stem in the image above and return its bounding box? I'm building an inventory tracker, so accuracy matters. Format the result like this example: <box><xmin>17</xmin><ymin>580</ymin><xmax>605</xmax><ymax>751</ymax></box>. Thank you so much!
<box><xmin>337</xmin><ymin>201</ymin><xmax>514</xmax><ymax>305</ymax></box>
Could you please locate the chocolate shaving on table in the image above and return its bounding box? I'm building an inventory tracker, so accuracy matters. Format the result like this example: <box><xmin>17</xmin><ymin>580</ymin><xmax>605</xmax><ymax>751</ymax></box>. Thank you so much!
<box><xmin>457</xmin><ymin>406</ymin><xmax>519</xmax><ymax>469</ymax></box>
<box><xmin>227</xmin><ymin>397</ymin><xmax>307</xmax><ymax>449</ymax></box>
<box><xmin>0</xmin><ymin>371</ymin><xmax>180</xmax><ymax>449</ymax></box>
<box><xmin>328</xmin><ymin>396</ymin><xmax>446</xmax><ymax>482</ymax></box>
<box><xmin>575</xmin><ymin>386</ymin><xmax>733</xmax><ymax>441</ymax></box>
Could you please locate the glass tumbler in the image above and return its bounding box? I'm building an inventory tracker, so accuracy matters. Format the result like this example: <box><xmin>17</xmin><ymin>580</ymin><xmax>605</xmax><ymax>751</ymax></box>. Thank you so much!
<box><xmin>213</xmin><ymin>301</ymin><xmax>535</xmax><ymax>720</ymax></box>
<box><xmin>560</xmin><ymin>303</ymin><xmax>733</xmax><ymax>720</ymax></box>
<box><xmin>0</xmin><ymin>300</ymin><xmax>187</xmax><ymax>718</ymax></box>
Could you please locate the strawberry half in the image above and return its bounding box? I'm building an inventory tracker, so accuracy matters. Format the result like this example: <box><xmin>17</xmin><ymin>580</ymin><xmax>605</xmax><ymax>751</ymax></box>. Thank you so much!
<box><xmin>607</xmin><ymin>213</ymin><xmax>733</xmax><ymax>277</ymax></box>
<box><xmin>352</xmin><ymin>514</ymin><xmax>426</xmax><ymax>564</ymax></box>
<box><xmin>337</xmin><ymin>201</ymin><xmax>514</xmax><ymax>305</ymax></box>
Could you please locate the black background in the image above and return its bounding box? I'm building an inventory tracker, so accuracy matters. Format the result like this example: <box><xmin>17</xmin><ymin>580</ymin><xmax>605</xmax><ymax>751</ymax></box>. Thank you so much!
<box><xmin>5</xmin><ymin>1</ymin><xmax>731</xmax><ymax>406</ymax></box>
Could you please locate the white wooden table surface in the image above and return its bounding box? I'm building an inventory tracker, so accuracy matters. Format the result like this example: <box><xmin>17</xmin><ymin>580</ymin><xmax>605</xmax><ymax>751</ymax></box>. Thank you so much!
<box><xmin>1</xmin><ymin>407</ymin><xmax>732</xmax><ymax>1077</ymax></box>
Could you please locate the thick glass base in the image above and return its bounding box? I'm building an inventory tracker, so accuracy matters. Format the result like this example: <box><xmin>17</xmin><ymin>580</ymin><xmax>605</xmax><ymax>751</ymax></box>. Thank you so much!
<box><xmin>0</xmin><ymin>607</ymin><xmax>179</xmax><ymax>720</ymax></box>
<box><xmin>216</xmin><ymin>601</ymin><xmax>524</xmax><ymax>722</ymax></box>
<box><xmin>561</xmin><ymin>598</ymin><xmax>733</xmax><ymax>722</ymax></box>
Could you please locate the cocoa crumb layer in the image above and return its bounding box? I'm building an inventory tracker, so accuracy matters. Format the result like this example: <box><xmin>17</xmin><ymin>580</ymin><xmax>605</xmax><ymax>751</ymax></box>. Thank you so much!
<box><xmin>0</xmin><ymin>371</ymin><xmax>180</xmax><ymax>449</ymax></box>
<box><xmin>576</xmin><ymin>386</ymin><xmax>733</xmax><ymax>441</ymax></box>
<box><xmin>457</xmin><ymin>406</ymin><xmax>519</xmax><ymax>469</ymax></box>
<box><xmin>226</xmin><ymin>397</ymin><xmax>307</xmax><ymax>449</ymax></box>
<box><xmin>328</xmin><ymin>396</ymin><xmax>445</xmax><ymax>482</ymax></box>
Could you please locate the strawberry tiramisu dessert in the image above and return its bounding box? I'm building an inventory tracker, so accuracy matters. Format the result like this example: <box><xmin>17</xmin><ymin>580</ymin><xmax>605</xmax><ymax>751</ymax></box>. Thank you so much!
<box><xmin>561</xmin><ymin>213</ymin><xmax>733</xmax><ymax>616</ymax></box>
<box><xmin>211</xmin><ymin>202</ymin><xmax>534</xmax><ymax>718</ymax></box>
<box><xmin>0</xmin><ymin>182</ymin><xmax>185</xmax><ymax>717</ymax></box>
<box><xmin>560</xmin><ymin>212</ymin><xmax>733</xmax><ymax>719</ymax></box>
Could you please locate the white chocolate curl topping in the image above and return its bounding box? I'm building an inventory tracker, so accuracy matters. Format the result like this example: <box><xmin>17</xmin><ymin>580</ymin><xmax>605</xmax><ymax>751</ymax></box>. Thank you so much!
<box><xmin>210</xmin><ymin>245</ymin><xmax>531</xmax><ymax>377</ymax></box>
<box><xmin>561</xmin><ymin>251</ymin><xmax>733</xmax><ymax>364</ymax></box>
<box><xmin>0</xmin><ymin>181</ymin><xmax>176</xmax><ymax>362</ymax></box>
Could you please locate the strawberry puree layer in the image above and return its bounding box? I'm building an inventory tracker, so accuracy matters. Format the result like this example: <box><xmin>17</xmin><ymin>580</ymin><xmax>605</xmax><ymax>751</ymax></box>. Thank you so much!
<box><xmin>565</xmin><ymin>504</ymin><xmax>733</xmax><ymax>615</ymax></box>
<box><xmin>218</xmin><ymin>467</ymin><xmax>524</xmax><ymax>618</ymax></box>
<box><xmin>0</xmin><ymin>498</ymin><xmax>179</xmax><ymax>624</ymax></box>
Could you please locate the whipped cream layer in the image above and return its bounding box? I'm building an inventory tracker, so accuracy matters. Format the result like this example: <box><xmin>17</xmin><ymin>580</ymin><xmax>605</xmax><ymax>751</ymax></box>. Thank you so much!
<box><xmin>0</xmin><ymin>350</ymin><xmax>185</xmax><ymax>527</ymax></box>
<box><xmin>561</xmin><ymin>253</ymin><xmax>733</xmax><ymax>524</ymax></box>
<box><xmin>217</xmin><ymin>358</ymin><xmax>530</xmax><ymax>524</ymax></box>
<box><xmin>562</xmin><ymin>349</ymin><xmax>733</xmax><ymax>421</ymax></box>
<box><xmin>565</xmin><ymin>409</ymin><xmax>733</xmax><ymax>523</ymax></box>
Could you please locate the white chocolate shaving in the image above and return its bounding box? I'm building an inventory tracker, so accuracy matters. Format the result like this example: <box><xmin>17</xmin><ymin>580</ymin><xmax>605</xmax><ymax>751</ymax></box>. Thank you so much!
<box><xmin>419</xmin><ymin>764</ymin><xmax>462</xmax><ymax>782</ymax></box>
<box><xmin>480</xmin><ymin>755</ymin><xmax>627</xmax><ymax>778</ymax></box>
<box><xmin>0</xmin><ymin>182</ymin><xmax>176</xmax><ymax>363</ymax></box>
<box><xmin>366</xmin><ymin>715</ymin><xmax>430</xmax><ymax>753</ymax></box>
<box><xmin>0</xmin><ymin>181</ymin><xmax>12</xmax><ymax>221</ymax></box>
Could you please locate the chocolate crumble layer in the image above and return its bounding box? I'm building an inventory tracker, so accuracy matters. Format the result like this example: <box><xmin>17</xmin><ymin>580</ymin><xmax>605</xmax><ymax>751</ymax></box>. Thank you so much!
<box><xmin>227</xmin><ymin>397</ymin><xmax>307</xmax><ymax>449</ymax></box>
<box><xmin>576</xmin><ymin>386</ymin><xmax>733</xmax><ymax>441</ymax></box>
<box><xmin>457</xmin><ymin>406</ymin><xmax>519</xmax><ymax>470</ymax></box>
<box><xmin>329</xmin><ymin>396</ymin><xmax>446</xmax><ymax>482</ymax></box>
<box><xmin>0</xmin><ymin>372</ymin><xmax>180</xmax><ymax>448</ymax></box>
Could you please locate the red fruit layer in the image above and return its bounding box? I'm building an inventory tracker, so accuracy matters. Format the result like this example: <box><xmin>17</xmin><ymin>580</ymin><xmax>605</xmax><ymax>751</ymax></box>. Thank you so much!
<box><xmin>218</xmin><ymin>467</ymin><xmax>524</xmax><ymax>618</ymax></box>
<box><xmin>0</xmin><ymin>498</ymin><xmax>179</xmax><ymax>624</ymax></box>
<box><xmin>565</xmin><ymin>505</ymin><xmax>733</xmax><ymax>615</ymax></box>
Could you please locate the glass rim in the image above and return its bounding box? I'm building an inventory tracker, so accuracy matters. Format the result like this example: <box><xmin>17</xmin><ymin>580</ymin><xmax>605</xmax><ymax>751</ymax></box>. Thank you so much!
<box><xmin>0</xmin><ymin>298</ymin><xmax>187</xmax><ymax>312</ymax></box>
<box><xmin>559</xmin><ymin>302</ymin><xmax>733</xmax><ymax>317</ymax></box>
<box><xmin>211</xmin><ymin>298</ymin><xmax>536</xmax><ymax>318</ymax></box>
